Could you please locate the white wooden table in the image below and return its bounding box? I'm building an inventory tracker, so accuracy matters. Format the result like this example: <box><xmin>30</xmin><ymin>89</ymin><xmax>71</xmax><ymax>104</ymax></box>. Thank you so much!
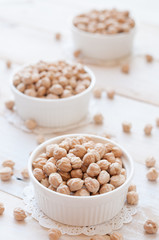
<box><xmin>0</xmin><ymin>0</ymin><xmax>159</xmax><ymax>239</ymax></box>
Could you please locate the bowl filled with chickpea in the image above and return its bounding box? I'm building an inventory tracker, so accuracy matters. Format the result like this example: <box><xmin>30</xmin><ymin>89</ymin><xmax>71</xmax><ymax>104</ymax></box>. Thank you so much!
<box><xmin>11</xmin><ymin>60</ymin><xmax>95</xmax><ymax>128</ymax></box>
<box><xmin>28</xmin><ymin>134</ymin><xmax>134</xmax><ymax>226</ymax></box>
<box><xmin>72</xmin><ymin>9</ymin><xmax>136</xmax><ymax>60</ymax></box>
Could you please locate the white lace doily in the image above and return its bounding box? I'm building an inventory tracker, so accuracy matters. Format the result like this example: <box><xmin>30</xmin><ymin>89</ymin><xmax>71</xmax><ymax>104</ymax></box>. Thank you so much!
<box><xmin>23</xmin><ymin>185</ymin><xmax>137</xmax><ymax>236</ymax></box>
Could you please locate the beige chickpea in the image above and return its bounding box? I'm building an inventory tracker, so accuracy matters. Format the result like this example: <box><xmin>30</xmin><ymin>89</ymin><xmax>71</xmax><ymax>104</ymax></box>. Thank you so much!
<box><xmin>56</xmin><ymin>157</ymin><xmax>72</xmax><ymax>172</ymax></box>
<box><xmin>144</xmin><ymin>220</ymin><xmax>158</xmax><ymax>234</ymax></box>
<box><xmin>83</xmin><ymin>140</ymin><xmax>95</xmax><ymax>150</ymax></box>
<box><xmin>58</xmin><ymin>171</ymin><xmax>71</xmax><ymax>181</ymax></box>
<box><xmin>0</xmin><ymin>202</ymin><xmax>5</xmax><ymax>215</ymax></box>
<box><xmin>145</xmin><ymin>156</ymin><xmax>156</xmax><ymax>168</ymax></box>
<box><xmin>88</xmin><ymin>149</ymin><xmax>101</xmax><ymax>162</ymax></box>
<box><xmin>21</xmin><ymin>168</ymin><xmax>29</xmax><ymax>179</ymax></box>
<box><xmin>62</xmin><ymin>89</ymin><xmax>72</xmax><ymax>98</ymax></box>
<box><xmin>33</xmin><ymin>168</ymin><xmax>45</xmax><ymax>181</ymax></box>
<box><xmin>50</xmin><ymin>84</ymin><xmax>64</xmax><ymax>95</ymax></box>
<box><xmin>121</xmin><ymin>168</ymin><xmax>126</xmax><ymax>177</ymax></box>
<box><xmin>95</xmin><ymin>143</ymin><xmax>105</xmax><ymax>158</ymax></box>
<box><xmin>25</xmin><ymin>119</ymin><xmax>37</xmax><ymax>130</ymax></box>
<box><xmin>97</xmin><ymin>160</ymin><xmax>110</xmax><ymax>170</ymax></box>
<box><xmin>85</xmin><ymin>177</ymin><xmax>100</xmax><ymax>194</ymax></box>
<box><xmin>144</xmin><ymin>124</ymin><xmax>153</xmax><ymax>136</ymax></box>
<box><xmin>93</xmin><ymin>88</ymin><xmax>102</xmax><ymax>98</ymax></box>
<box><xmin>97</xmin><ymin>170</ymin><xmax>110</xmax><ymax>185</ymax></box>
<box><xmin>122</xmin><ymin>122</ymin><xmax>132</xmax><ymax>133</ymax></box>
<box><xmin>22</xmin><ymin>73</ymin><xmax>32</xmax><ymax>84</ymax></box>
<box><xmin>48</xmin><ymin>228</ymin><xmax>62</xmax><ymax>240</ymax></box>
<box><xmin>49</xmin><ymin>173</ymin><xmax>63</xmax><ymax>188</ymax></box>
<box><xmin>17</xmin><ymin>82</ymin><xmax>25</xmax><ymax>93</ymax></box>
<box><xmin>41</xmin><ymin>77</ymin><xmax>51</xmax><ymax>88</ymax></box>
<box><xmin>37</xmin><ymin>86</ymin><xmax>46</xmax><ymax>97</ymax></box>
<box><xmin>57</xmin><ymin>184</ymin><xmax>70</xmax><ymax>195</ymax></box>
<box><xmin>109</xmin><ymin>163</ymin><xmax>122</xmax><ymax>175</ymax></box>
<box><xmin>67</xmin><ymin>178</ymin><xmax>84</xmax><ymax>191</ymax></box>
<box><xmin>146</xmin><ymin>167</ymin><xmax>158</xmax><ymax>181</ymax></box>
<box><xmin>107</xmin><ymin>89</ymin><xmax>115</xmax><ymax>99</ymax></box>
<box><xmin>46</xmin><ymin>144</ymin><xmax>58</xmax><ymax>157</ymax></box>
<box><xmin>36</xmin><ymin>135</ymin><xmax>45</xmax><ymax>144</ymax></box>
<box><xmin>105</xmin><ymin>143</ymin><xmax>113</xmax><ymax>153</ymax></box>
<box><xmin>111</xmin><ymin>147</ymin><xmax>122</xmax><ymax>158</ymax></box>
<box><xmin>71</xmin><ymin>169</ymin><xmax>83</xmax><ymax>178</ymax></box>
<box><xmin>55</xmin><ymin>32</ymin><xmax>61</xmax><ymax>41</ymax></box>
<box><xmin>121</xmin><ymin>63</ymin><xmax>129</xmax><ymax>74</ymax></box>
<box><xmin>47</xmin><ymin>157</ymin><xmax>56</xmax><ymax>165</ymax></box>
<box><xmin>128</xmin><ymin>184</ymin><xmax>136</xmax><ymax>192</ymax></box>
<box><xmin>127</xmin><ymin>191</ymin><xmax>138</xmax><ymax>205</ymax></box>
<box><xmin>53</xmin><ymin>147</ymin><xmax>67</xmax><ymax>160</ymax></box>
<box><xmin>91</xmin><ymin>235</ymin><xmax>110</xmax><ymax>240</ymax></box>
<box><xmin>59</xmin><ymin>140</ymin><xmax>70</xmax><ymax>151</ymax></box>
<box><xmin>110</xmin><ymin>174</ymin><xmax>126</xmax><ymax>188</ymax></box>
<box><xmin>0</xmin><ymin>167</ymin><xmax>12</xmax><ymax>181</ymax></box>
<box><xmin>74</xmin><ymin>188</ymin><xmax>90</xmax><ymax>196</ymax></box>
<box><xmin>43</xmin><ymin>162</ymin><xmax>57</xmax><ymax>176</ymax></box>
<box><xmin>2</xmin><ymin>159</ymin><xmax>15</xmax><ymax>169</ymax></box>
<box><xmin>100</xmin><ymin>183</ymin><xmax>115</xmax><ymax>194</ymax></box>
<box><xmin>5</xmin><ymin>100</ymin><xmax>15</xmax><ymax>110</ymax></box>
<box><xmin>73</xmin><ymin>50</ymin><xmax>81</xmax><ymax>58</ymax></box>
<box><xmin>48</xmin><ymin>185</ymin><xmax>56</xmax><ymax>191</ymax></box>
<box><xmin>145</xmin><ymin>54</ymin><xmax>153</xmax><ymax>63</ymax></box>
<box><xmin>46</xmin><ymin>94</ymin><xmax>59</xmax><ymax>99</ymax></box>
<box><xmin>41</xmin><ymin>178</ymin><xmax>49</xmax><ymax>188</ymax></box>
<box><xmin>13</xmin><ymin>208</ymin><xmax>27</xmax><ymax>221</ymax></box>
<box><xmin>75</xmin><ymin>84</ymin><xmax>86</xmax><ymax>94</ymax></box>
<box><xmin>83</xmin><ymin>152</ymin><xmax>96</xmax><ymax>166</ymax></box>
<box><xmin>110</xmin><ymin>232</ymin><xmax>123</xmax><ymax>240</ymax></box>
<box><xmin>25</xmin><ymin>89</ymin><xmax>37</xmax><ymax>97</ymax></box>
<box><xmin>87</xmin><ymin>163</ymin><xmax>101</xmax><ymax>177</ymax></box>
<box><xmin>69</xmin><ymin>145</ymin><xmax>87</xmax><ymax>158</ymax></box>
<box><xmin>93</xmin><ymin>113</ymin><xmax>104</xmax><ymax>124</ymax></box>
<box><xmin>70</xmin><ymin>156</ymin><xmax>82</xmax><ymax>169</ymax></box>
<box><xmin>32</xmin><ymin>157</ymin><xmax>47</xmax><ymax>169</ymax></box>
<box><xmin>104</xmin><ymin>152</ymin><xmax>116</xmax><ymax>163</ymax></box>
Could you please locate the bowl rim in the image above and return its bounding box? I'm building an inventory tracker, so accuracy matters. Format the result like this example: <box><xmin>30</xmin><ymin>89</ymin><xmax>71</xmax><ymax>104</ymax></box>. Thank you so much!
<box><xmin>10</xmin><ymin>62</ymin><xmax>96</xmax><ymax>103</ymax></box>
<box><xmin>28</xmin><ymin>134</ymin><xmax>134</xmax><ymax>200</ymax></box>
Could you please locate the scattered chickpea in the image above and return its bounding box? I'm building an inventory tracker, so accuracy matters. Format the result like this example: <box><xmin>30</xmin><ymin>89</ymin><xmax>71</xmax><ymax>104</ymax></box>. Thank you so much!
<box><xmin>110</xmin><ymin>232</ymin><xmax>123</xmax><ymax>240</ymax></box>
<box><xmin>107</xmin><ymin>89</ymin><xmax>115</xmax><ymax>99</ymax></box>
<box><xmin>21</xmin><ymin>168</ymin><xmax>29</xmax><ymax>179</ymax></box>
<box><xmin>6</xmin><ymin>60</ymin><xmax>12</xmax><ymax>68</ymax></box>
<box><xmin>145</xmin><ymin>156</ymin><xmax>156</xmax><ymax>168</ymax></box>
<box><xmin>13</xmin><ymin>207</ymin><xmax>27</xmax><ymax>221</ymax></box>
<box><xmin>127</xmin><ymin>191</ymin><xmax>139</xmax><ymax>205</ymax></box>
<box><xmin>122</xmin><ymin>122</ymin><xmax>131</xmax><ymax>133</ymax></box>
<box><xmin>25</xmin><ymin>119</ymin><xmax>37</xmax><ymax>130</ymax></box>
<box><xmin>93</xmin><ymin>88</ymin><xmax>102</xmax><ymax>98</ymax></box>
<box><xmin>5</xmin><ymin>100</ymin><xmax>14</xmax><ymax>110</ymax></box>
<box><xmin>93</xmin><ymin>113</ymin><xmax>104</xmax><ymax>124</ymax></box>
<box><xmin>144</xmin><ymin>124</ymin><xmax>153</xmax><ymax>136</ymax></box>
<box><xmin>0</xmin><ymin>167</ymin><xmax>13</xmax><ymax>181</ymax></box>
<box><xmin>73</xmin><ymin>50</ymin><xmax>81</xmax><ymax>58</ymax></box>
<box><xmin>128</xmin><ymin>184</ymin><xmax>136</xmax><ymax>192</ymax></box>
<box><xmin>121</xmin><ymin>63</ymin><xmax>129</xmax><ymax>74</ymax></box>
<box><xmin>145</xmin><ymin>54</ymin><xmax>153</xmax><ymax>63</ymax></box>
<box><xmin>37</xmin><ymin>135</ymin><xmax>45</xmax><ymax>144</ymax></box>
<box><xmin>0</xmin><ymin>202</ymin><xmax>5</xmax><ymax>215</ymax></box>
<box><xmin>2</xmin><ymin>159</ymin><xmax>15</xmax><ymax>169</ymax></box>
<box><xmin>144</xmin><ymin>220</ymin><xmax>158</xmax><ymax>234</ymax></box>
<box><xmin>55</xmin><ymin>33</ymin><xmax>61</xmax><ymax>41</ymax></box>
<box><xmin>146</xmin><ymin>167</ymin><xmax>158</xmax><ymax>181</ymax></box>
<box><xmin>48</xmin><ymin>228</ymin><xmax>62</xmax><ymax>240</ymax></box>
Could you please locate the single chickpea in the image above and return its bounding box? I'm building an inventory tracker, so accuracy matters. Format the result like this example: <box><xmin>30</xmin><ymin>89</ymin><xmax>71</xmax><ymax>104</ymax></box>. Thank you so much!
<box><xmin>49</xmin><ymin>173</ymin><xmax>62</xmax><ymax>188</ymax></box>
<box><xmin>85</xmin><ymin>177</ymin><xmax>100</xmax><ymax>194</ymax></box>
<box><xmin>46</xmin><ymin>144</ymin><xmax>58</xmax><ymax>157</ymax></box>
<box><xmin>37</xmin><ymin>86</ymin><xmax>46</xmax><ymax>97</ymax></box>
<box><xmin>67</xmin><ymin>178</ymin><xmax>84</xmax><ymax>191</ymax></box>
<box><xmin>0</xmin><ymin>167</ymin><xmax>12</xmax><ymax>181</ymax></box>
<box><xmin>99</xmin><ymin>183</ymin><xmax>115</xmax><ymax>194</ymax></box>
<box><xmin>71</xmin><ymin>169</ymin><xmax>83</xmax><ymax>178</ymax></box>
<box><xmin>33</xmin><ymin>168</ymin><xmax>45</xmax><ymax>181</ymax></box>
<box><xmin>104</xmin><ymin>152</ymin><xmax>116</xmax><ymax>163</ymax></box>
<box><xmin>88</xmin><ymin>149</ymin><xmax>101</xmax><ymax>162</ymax></box>
<box><xmin>93</xmin><ymin>113</ymin><xmax>104</xmax><ymax>124</ymax></box>
<box><xmin>58</xmin><ymin>171</ymin><xmax>71</xmax><ymax>181</ymax></box>
<box><xmin>144</xmin><ymin>220</ymin><xmax>158</xmax><ymax>234</ymax></box>
<box><xmin>37</xmin><ymin>135</ymin><xmax>45</xmax><ymax>144</ymax></box>
<box><xmin>75</xmin><ymin>84</ymin><xmax>86</xmax><ymax>94</ymax></box>
<box><xmin>146</xmin><ymin>167</ymin><xmax>158</xmax><ymax>181</ymax></box>
<box><xmin>74</xmin><ymin>50</ymin><xmax>81</xmax><ymax>58</ymax></box>
<box><xmin>50</xmin><ymin>84</ymin><xmax>63</xmax><ymax>95</ymax></box>
<box><xmin>97</xmin><ymin>170</ymin><xmax>110</xmax><ymax>185</ymax></box>
<box><xmin>97</xmin><ymin>160</ymin><xmax>110</xmax><ymax>170</ymax></box>
<box><xmin>25</xmin><ymin>89</ymin><xmax>37</xmax><ymax>97</ymax></box>
<box><xmin>55</xmin><ymin>33</ymin><xmax>61</xmax><ymax>41</ymax></box>
<box><xmin>111</xmin><ymin>147</ymin><xmax>122</xmax><ymax>158</ymax></box>
<box><xmin>17</xmin><ymin>82</ymin><xmax>25</xmax><ymax>93</ymax></box>
<box><xmin>144</xmin><ymin>124</ymin><xmax>153</xmax><ymax>136</ymax></box>
<box><xmin>110</xmin><ymin>232</ymin><xmax>123</xmax><ymax>240</ymax></box>
<box><xmin>13</xmin><ymin>208</ymin><xmax>27</xmax><ymax>221</ymax></box>
<box><xmin>109</xmin><ymin>163</ymin><xmax>122</xmax><ymax>175</ymax></box>
<box><xmin>25</xmin><ymin>119</ymin><xmax>37</xmax><ymax>130</ymax></box>
<box><xmin>105</xmin><ymin>143</ymin><xmax>113</xmax><ymax>153</ymax></box>
<box><xmin>110</xmin><ymin>174</ymin><xmax>126</xmax><ymax>188</ymax></box>
<box><xmin>128</xmin><ymin>184</ymin><xmax>136</xmax><ymax>192</ymax></box>
<box><xmin>83</xmin><ymin>141</ymin><xmax>95</xmax><ymax>150</ymax></box>
<box><xmin>95</xmin><ymin>143</ymin><xmax>105</xmax><ymax>158</ymax></box>
<box><xmin>70</xmin><ymin>156</ymin><xmax>82</xmax><ymax>169</ymax></box>
<box><xmin>83</xmin><ymin>152</ymin><xmax>96</xmax><ymax>166</ymax></box>
<box><xmin>47</xmin><ymin>157</ymin><xmax>56</xmax><ymax>165</ymax></box>
<box><xmin>145</xmin><ymin>156</ymin><xmax>156</xmax><ymax>168</ymax></box>
<box><xmin>74</xmin><ymin>188</ymin><xmax>90</xmax><ymax>196</ymax></box>
<box><xmin>59</xmin><ymin>140</ymin><xmax>70</xmax><ymax>151</ymax></box>
<box><xmin>145</xmin><ymin>54</ymin><xmax>153</xmax><ymax>63</ymax></box>
<box><xmin>62</xmin><ymin>89</ymin><xmax>72</xmax><ymax>98</ymax></box>
<box><xmin>121</xmin><ymin>63</ymin><xmax>129</xmax><ymax>74</ymax></box>
<box><xmin>53</xmin><ymin>147</ymin><xmax>67</xmax><ymax>160</ymax></box>
<box><xmin>87</xmin><ymin>163</ymin><xmax>101</xmax><ymax>177</ymax></box>
<box><xmin>122</xmin><ymin>122</ymin><xmax>132</xmax><ymax>133</ymax></box>
<box><xmin>32</xmin><ymin>157</ymin><xmax>47</xmax><ymax>169</ymax></box>
<box><xmin>81</xmin><ymin>164</ymin><xmax>88</xmax><ymax>173</ymax></box>
<box><xmin>93</xmin><ymin>88</ymin><xmax>102</xmax><ymax>98</ymax></box>
<box><xmin>5</xmin><ymin>100</ymin><xmax>15</xmax><ymax>110</ymax></box>
<box><xmin>121</xmin><ymin>168</ymin><xmax>127</xmax><ymax>177</ymax></box>
<box><xmin>6</xmin><ymin>60</ymin><xmax>12</xmax><ymax>68</ymax></box>
<box><xmin>115</xmin><ymin>158</ymin><xmax>122</xmax><ymax>167</ymax></box>
<box><xmin>107</xmin><ymin>89</ymin><xmax>115</xmax><ymax>99</ymax></box>
<box><xmin>21</xmin><ymin>168</ymin><xmax>29</xmax><ymax>179</ymax></box>
<box><xmin>56</xmin><ymin>157</ymin><xmax>72</xmax><ymax>172</ymax></box>
<box><xmin>69</xmin><ymin>145</ymin><xmax>87</xmax><ymax>158</ymax></box>
<box><xmin>127</xmin><ymin>191</ymin><xmax>139</xmax><ymax>205</ymax></box>
<box><xmin>57</xmin><ymin>184</ymin><xmax>70</xmax><ymax>195</ymax></box>
<box><xmin>48</xmin><ymin>228</ymin><xmax>62</xmax><ymax>240</ymax></box>
<box><xmin>0</xmin><ymin>202</ymin><xmax>5</xmax><ymax>215</ymax></box>
<box><xmin>2</xmin><ymin>159</ymin><xmax>15</xmax><ymax>169</ymax></box>
<box><xmin>48</xmin><ymin>185</ymin><xmax>56</xmax><ymax>191</ymax></box>
<box><xmin>41</xmin><ymin>178</ymin><xmax>49</xmax><ymax>188</ymax></box>
<box><xmin>43</xmin><ymin>162</ymin><xmax>57</xmax><ymax>176</ymax></box>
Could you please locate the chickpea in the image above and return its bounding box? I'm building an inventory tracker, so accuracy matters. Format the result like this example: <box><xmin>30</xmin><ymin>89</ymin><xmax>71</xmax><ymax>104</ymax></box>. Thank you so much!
<box><xmin>88</xmin><ymin>149</ymin><xmax>101</xmax><ymax>162</ymax></box>
<box><xmin>0</xmin><ymin>167</ymin><xmax>12</xmax><ymax>181</ymax></box>
<box><xmin>50</xmin><ymin>84</ymin><xmax>63</xmax><ymax>95</ymax></box>
<box><xmin>93</xmin><ymin>113</ymin><xmax>104</xmax><ymax>124</ymax></box>
<box><xmin>127</xmin><ymin>191</ymin><xmax>138</xmax><ymax>205</ymax></box>
<box><xmin>105</xmin><ymin>143</ymin><xmax>113</xmax><ymax>153</ymax></box>
<box><xmin>85</xmin><ymin>177</ymin><xmax>100</xmax><ymax>194</ymax></box>
<box><xmin>144</xmin><ymin>220</ymin><xmax>158</xmax><ymax>234</ymax></box>
<box><xmin>6</xmin><ymin>60</ymin><xmax>12</xmax><ymax>68</ymax></box>
<box><xmin>87</xmin><ymin>163</ymin><xmax>101</xmax><ymax>177</ymax></box>
<box><xmin>97</xmin><ymin>160</ymin><xmax>110</xmax><ymax>170</ymax></box>
<box><xmin>83</xmin><ymin>152</ymin><xmax>96</xmax><ymax>166</ymax></box>
<box><xmin>25</xmin><ymin>89</ymin><xmax>37</xmax><ymax>97</ymax></box>
<box><xmin>74</xmin><ymin>188</ymin><xmax>90</xmax><ymax>196</ymax></box>
<box><xmin>110</xmin><ymin>232</ymin><xmax>123</xmax><ymax>240</ymax></box>
<box><xmin>21</xmin><ymin>168</ymin><xmax>29</xmax><ymax>179</ymax></box>
<box><xmin>41</xmin><ymin>178</ymin><xmax>49</xmax><ymax>188</ymax></box>
<box><xmin>49</xmin><ymin>173</ymin><xmax>63</xmax><ymax>188</ymax></box>
<box><xmin>100</xmin><ymin>183</ymin><xmax>115</xmax><ymax>194</ymax></box>
<box><xmin>46</xmin><ymin>144</ymin><xmax>58</xmax><ymax>157</ymax></box>
<box><xmin>58</xmin><ymin>171</ymin><xmax>71</xmax><ymax>181</ymax></box>
<box><xmin>109</xmin><ymin>163</ymin><xmax>122</xmax><ymax>175</ymax></box>
<box><xmin>32</xmin><ymin>157</ymin><xmax>47</xmax><ymax>169</ymax></box>
<box><xmin>110</xmin><ymin>174</ymin><xmax>126</xmax><ymax>188</ymax></box>
<box><xmin>69</xmin><ymin>145</ymin><xmax>87</xmax><ymax>158</ymax></box>
<box><xmin>48</xmin><ymin>228</ymin><xmax>62</xmax><ymax>240</ymax></box>
<box><xmin>56</xmin><ymin>157</ymin><xmax>72</xmax><ymax>172</ymax></box>
<box><xmin>145</xmin><ymin>54</ymin><xmax>153</xmax><ymax>63</ymax></box>
<box><xmin>97</xmin><ymin>170</ymin><xmax>110</xmax><ymax>184</ymax></box>
<box><xmin>144</xmin><ymin>124</ymin><xmax>153</xmax><ymax>136</ymax></box>
<box><xmin>121</xmin><ymin>63</ymin><xmax>129</xmax><ymax>74</ymax></box>
<box><xmin>70</xmin><ymin>156</ymin><xmax>82</xmax><ymax>169</ymax></box>
<box><xmin>122</xmin><ymin>122</ymin><xmax>131</xmax><ymax>133</ymax></box>
<box><xmin>0</xmin><ymin>202</ymin><xmax>5</xmax><ymax>215</ymax></box>
<box><xmin>57</xmin><ymin>184</ymin><xmax>70</xmax><ymax>195</ymax></box>
<box><xmin>93</xmin><ymin>88</ymin><xmax>102</xmax><ymax>98</ymax></box>
<box><xmin>107</xmin><ymin>89</ymin><xmax>115</xmax><ymax>99</ymax></box>
<box><xmin>71</xmin><ymin>169</ymin><xmax>83</xmax><ymax>178</ymax></box>
<box><xmin>59</xmin><ymin>140</ymin><xmax>70</xmax><ymax>151</ymax></box>
<box><xmin>2</xmin><ymin>159</ymin><xmax>15</xmax><ymax>169</ymax></box>
<box><xmin>73</xmin><ymin>50</ymin><xmax>81</xmax><ymax>58</ymax></box>
<box><xmin>146</xmin><ymin>167</ymin><xmax>158</xmax><ymax>181</ymax></box>
<box><xmin>121</xmin><ymin>168</ymin><xmax>126</xmax><ymax>177</ymax></box>
<box><xmin>53</xmin><ymin>147</ymin><xmax>67</xmax><ymax>160</ymax></box>
<box><xmin>43</xmin><ymin>162</ymin><xmax>57</xmax><ymax>176</ymax></box>
<box><xmin>33</xmin><ymin>168</ymin><xmax>45</xmax><ymax>181</ymax></box>
<box><xmin>47</xmin><ymin>157</ymin><xmax>56</xmax><ymax>165</ymax></box>
<box><xmin>128</xmin><ymin>184</ymin><xmax>136</xmax><ymax>192</ymax></box>
<box><xmin>67</xmin><ymin>178</ymin><xmax>84</xmax><ymax>191</ymax></box>
<box><xmin>145</xmin><ymin>156</ymin><xmax>156</xmax><ymax>168</ymax></box>
<box><xmin>17</xmin><ymin>82</ymin><xmax>25</xmax><ymax>92</ymax></box>
<box><xmin>13</xmin><ymin>208</ymin><xmax>27</xmax><ymax>221</ymax></box>
<box><xmin>5</xmin><ymin>100</ymin><xmax>14</xmax><ymax>110</ymax></box>
<box><xmin>48</xmin><ymin>185</ymin><xmax>56</xmax><ymax>191</ymax></box>
<box><xmin>95</xmin><ymin>143</ymin><xmax>105</xmax><ymax>158</ymax></box>
<box><xmin>104</xmin><ymin>152</ymin><xmax>116</xmax><ymax>163</ymax></box>
<box><xmin>25</xmin><ymin>119</ymin><xmax>37</xmax><ymax>130</ymax></box>
<box><xmin>83</xmin><ymin>141</ymin><xmax>95</xmax><ymax>150</ymax></box>
<box><xmin>111</xmin><ymin>147</ymin><xmax>122</xmax><ymax>158</ymax></box>
<box><xmin>55</xmin><ymin>33</ymin><xmax>61</xmax><ymax>41</ymax></box>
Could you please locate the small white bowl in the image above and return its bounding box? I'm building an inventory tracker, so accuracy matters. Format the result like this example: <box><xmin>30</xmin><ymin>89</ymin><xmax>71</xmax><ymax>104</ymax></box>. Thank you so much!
<box><xmin>28</xmin><ymin>134</ymin><xmax>134</xmax><ymax>226</ymax></box>
<box><xmin>10</xmin><ymin>64</ymin><xmax>95</xmax><ymax>128</ymax></box>
<box><xmin>72</xmin><ymin>23</ymin><xmax>136</xmax><ymax>61</ymax></box>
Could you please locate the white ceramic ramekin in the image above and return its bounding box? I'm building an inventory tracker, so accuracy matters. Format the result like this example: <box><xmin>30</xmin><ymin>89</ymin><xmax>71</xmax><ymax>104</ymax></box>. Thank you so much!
<box><xmin>10</xmin><ymin>64</ymin><xmax>95</xmax><ymax>128</ymax></box>
<box><xmin>28</xmin><ymin>134</ymin><xmax>134</xmax><ymax>227</ymax></box>
<box><xmin>72</xmin><ymin>23</ymin><xmax>136</xmax><ymax>60</ymax></box>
